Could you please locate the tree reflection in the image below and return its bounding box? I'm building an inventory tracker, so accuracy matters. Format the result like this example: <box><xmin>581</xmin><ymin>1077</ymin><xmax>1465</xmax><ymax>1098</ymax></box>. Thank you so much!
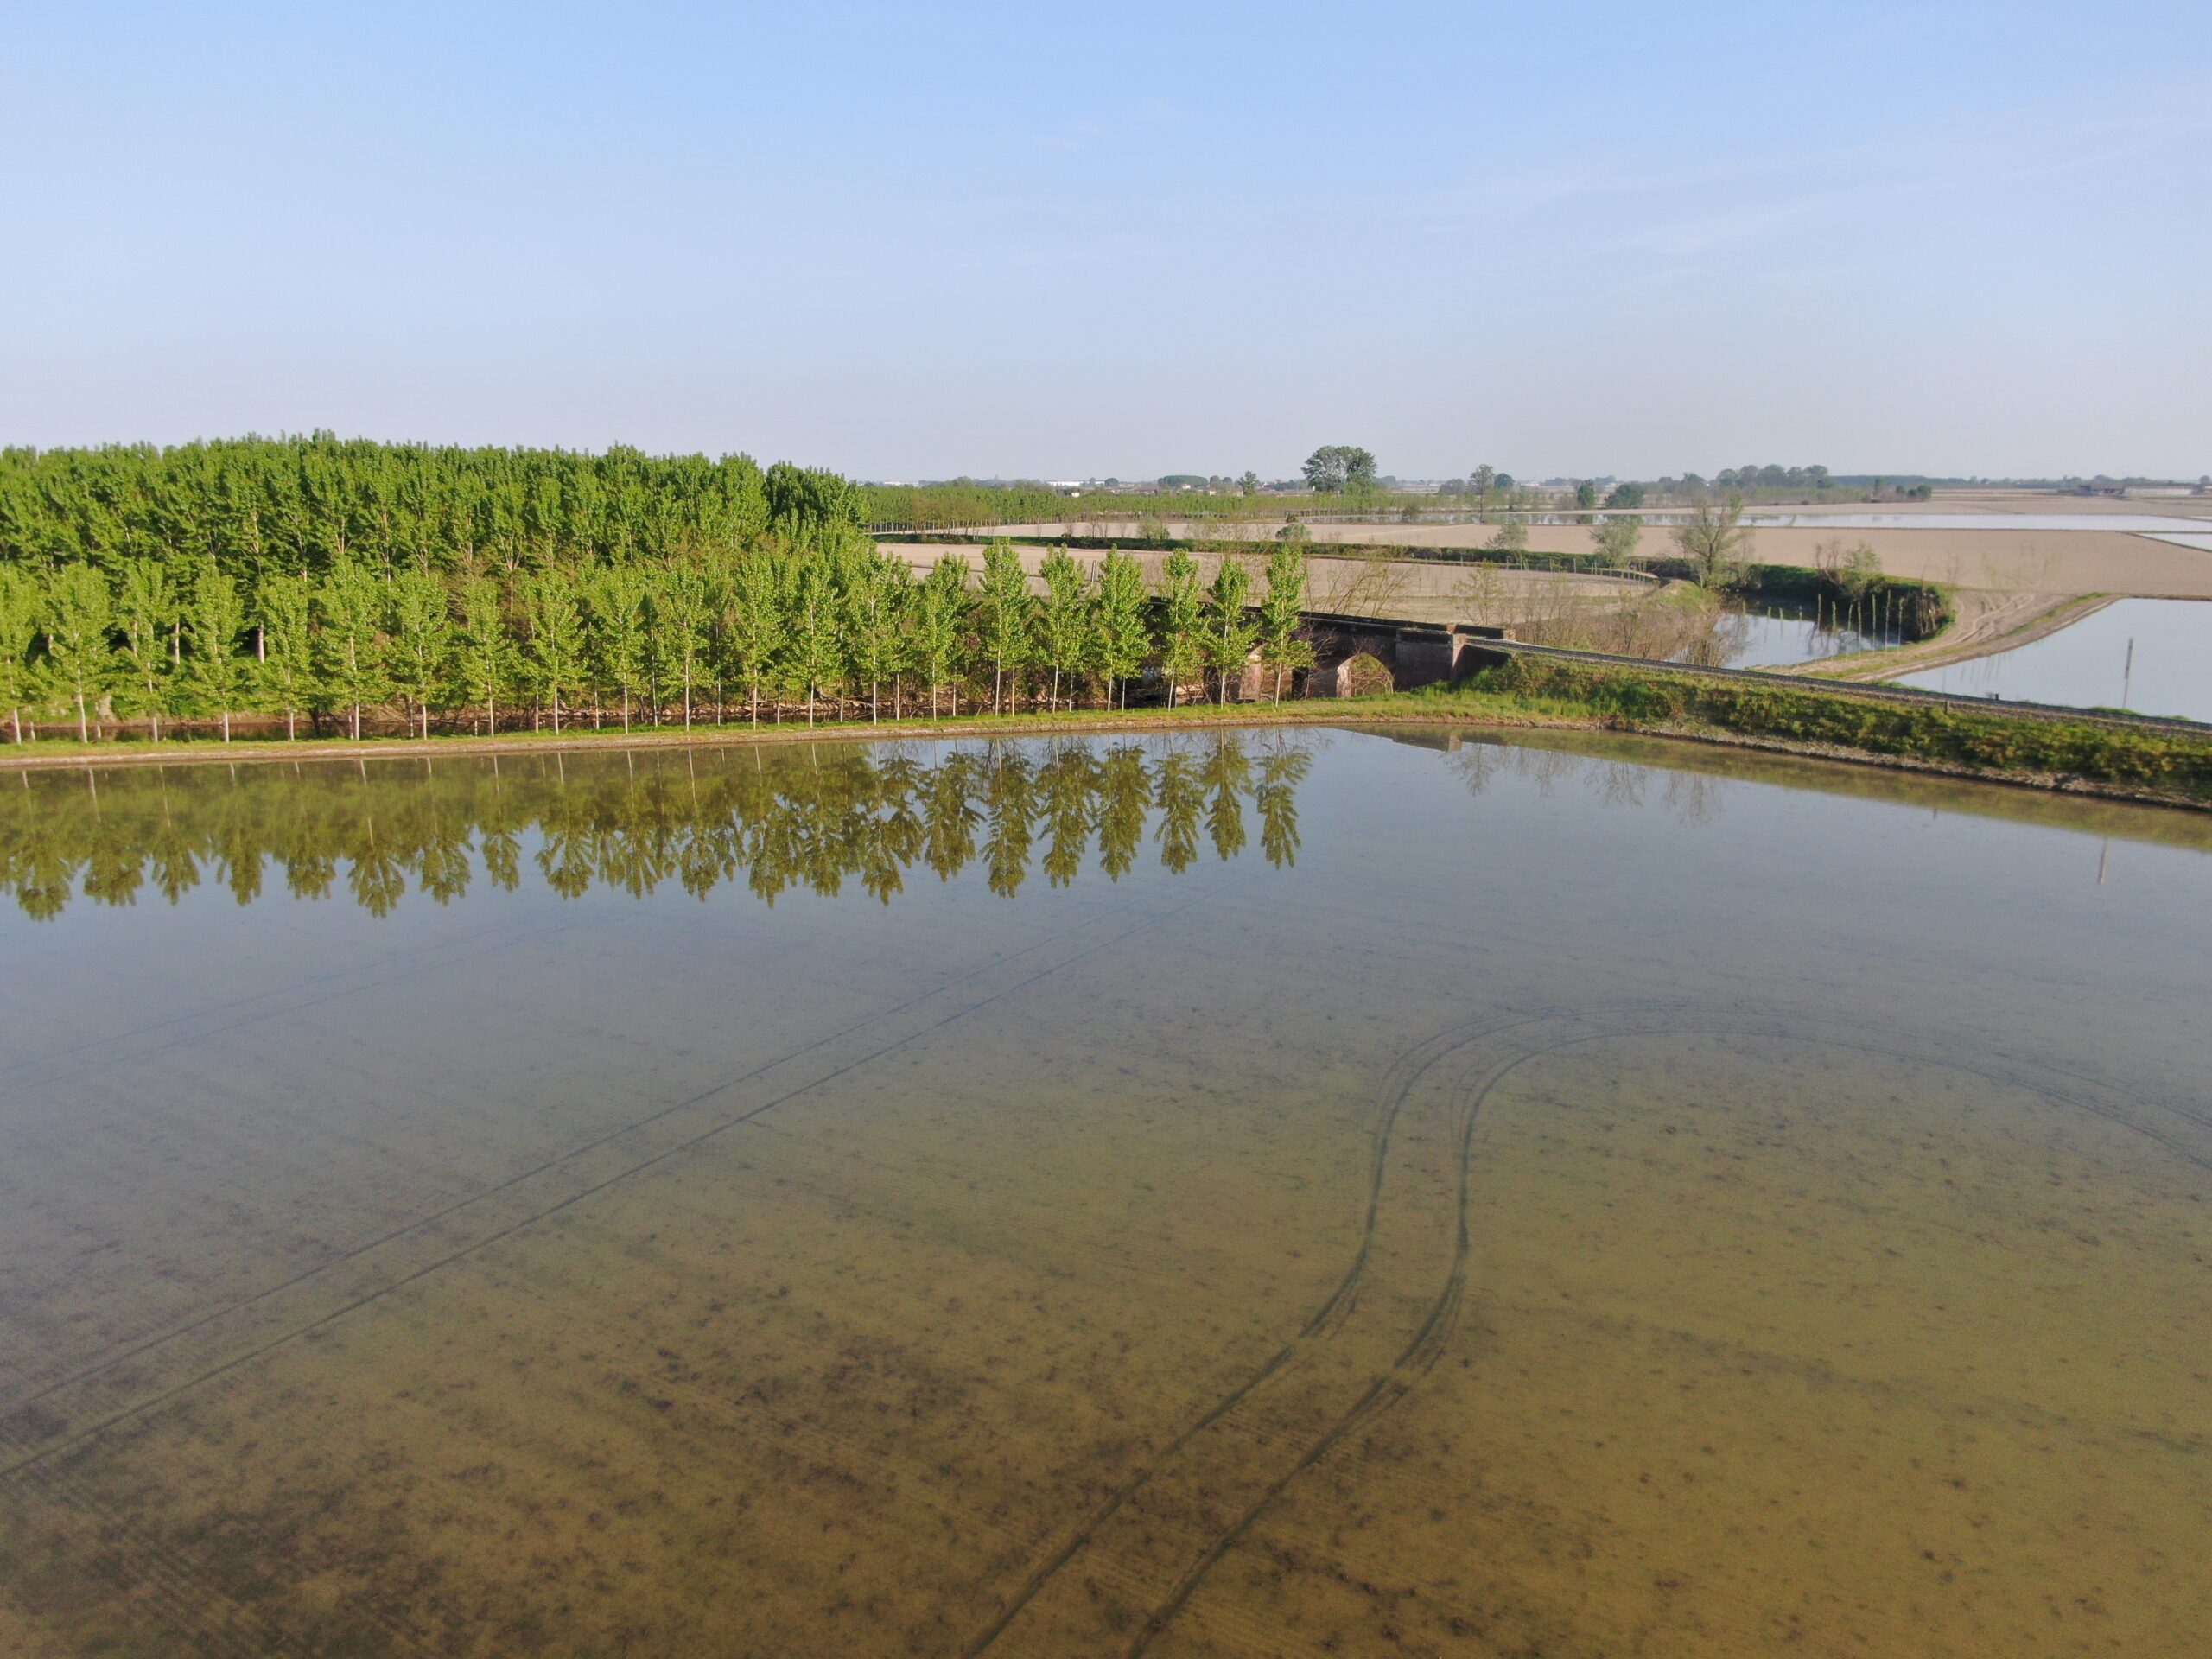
<box><xmin>0</xmin><ymin>736</ymin><xmax>1310</xmax><ymax>920</ymax></box>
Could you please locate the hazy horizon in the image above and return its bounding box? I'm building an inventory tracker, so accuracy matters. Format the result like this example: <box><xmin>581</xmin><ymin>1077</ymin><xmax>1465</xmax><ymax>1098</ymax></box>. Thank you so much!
<box><xmin>5</xmin><ymin>1</ymin><xmax>2207</xmax><ymax>481</ymax></box>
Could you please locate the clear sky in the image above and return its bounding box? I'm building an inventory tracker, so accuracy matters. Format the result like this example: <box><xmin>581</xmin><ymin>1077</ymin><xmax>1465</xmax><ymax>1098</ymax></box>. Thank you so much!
<box><xmin>5</xmin><ymin>2</ymin><xmax>2207</xmax><ymax>481</ymax></box>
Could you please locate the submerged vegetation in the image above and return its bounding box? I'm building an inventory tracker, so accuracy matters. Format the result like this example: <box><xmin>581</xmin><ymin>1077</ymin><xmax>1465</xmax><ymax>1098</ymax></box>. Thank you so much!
<box><xmin>0</xmin><ymin>734</ymin><xmax>1312</xmax><ymax>919</ymax></box>
<box><xmin>0</xmin><ymin>438</ymin><xmax>1317</xmax><ymax>742</ymax></box>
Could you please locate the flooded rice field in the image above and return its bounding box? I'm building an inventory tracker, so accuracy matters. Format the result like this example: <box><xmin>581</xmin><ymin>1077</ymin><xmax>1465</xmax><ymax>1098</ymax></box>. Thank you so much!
<box><xmin>2</xmin><ymin>729</ymin><xmax>2208</xmax><ymax>1657</ymax></box>
<box><xmin>1896</xmin><ymin>597</ymin><xmax>2212</xmax><ymax>723</ymax></box>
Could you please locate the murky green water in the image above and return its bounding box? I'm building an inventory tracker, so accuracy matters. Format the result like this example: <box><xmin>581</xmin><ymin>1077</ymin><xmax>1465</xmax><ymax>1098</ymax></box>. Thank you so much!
<box><xmin>2</xmin><ymin>728</ymin><xmax>2207</xmax><ymax>1658</ymax></box>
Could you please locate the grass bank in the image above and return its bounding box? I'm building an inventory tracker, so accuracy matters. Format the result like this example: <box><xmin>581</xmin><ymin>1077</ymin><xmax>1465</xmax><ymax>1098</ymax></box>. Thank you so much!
<box><xmin>5</xmin><ymin>665</ymin><xmax>2206</xmax><ymax>810</ymax></box>
<box><xmin>1427</xmin><ymin>656</ymin><xmax>2212</xmax><ymax>807</ymax></box>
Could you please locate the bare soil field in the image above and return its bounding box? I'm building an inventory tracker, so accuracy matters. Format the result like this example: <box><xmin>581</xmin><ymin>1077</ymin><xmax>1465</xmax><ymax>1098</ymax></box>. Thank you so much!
<box><xmin>880</xmin><ymin>542</ymin><xmax>1649</xmax><ymax>626</ymax></box>
<box><xmin>963</xmin><ymin>518</ymin><xmax>2212</xmax><ymax>600</ymax></box>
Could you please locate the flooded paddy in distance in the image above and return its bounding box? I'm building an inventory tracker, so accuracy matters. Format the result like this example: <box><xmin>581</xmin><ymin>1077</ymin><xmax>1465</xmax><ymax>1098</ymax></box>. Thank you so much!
<box><xmin>1</xmin><ymin>728</ymin><xmax>2208</xmax><ymax>1658</ymax></box>
<box><xmin>1896</xmin><ymin>596</ymin><xmax>2212</xmax><ymax>723</ymax></box>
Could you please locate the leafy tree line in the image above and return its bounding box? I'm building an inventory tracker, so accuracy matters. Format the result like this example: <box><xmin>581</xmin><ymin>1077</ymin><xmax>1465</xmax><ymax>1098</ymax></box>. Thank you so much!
<box><xmin>0</xmin><ymin>522</ymin><xmax>1318</xmax><ymax>743</ymax></box>
<box><xmin>0</xmin><ymin>434</ymin><xmax>847</xmax><ymax>582</ymax></box>
<box><xmin>0</xmin><ymin>735</ymin><xmax>1313</xmax><ymax>918</ymax></box>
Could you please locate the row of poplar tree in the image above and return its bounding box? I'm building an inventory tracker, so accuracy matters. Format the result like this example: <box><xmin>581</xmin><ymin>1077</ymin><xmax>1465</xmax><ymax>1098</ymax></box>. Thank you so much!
<box><xmin>0</xmin><ymin>438</ymin><xmax>1316</xmax><ymax>743</ymax></box>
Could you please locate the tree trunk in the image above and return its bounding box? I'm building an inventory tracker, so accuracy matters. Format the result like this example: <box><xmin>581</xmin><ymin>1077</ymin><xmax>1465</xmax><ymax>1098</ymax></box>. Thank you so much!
<box><xmin>74</xmin><ymin>687</ymin><xmax>87</xmax><ymax>743</ymax></box>
<box><xmin>553</xmin><ymin>689</ymin><xmax>562</xmax><ymax>734</ymax></box>
<box><xmin>289</xmin><ymin>708</ymin><xmax>297</xmax><ymax>741</ymax></box>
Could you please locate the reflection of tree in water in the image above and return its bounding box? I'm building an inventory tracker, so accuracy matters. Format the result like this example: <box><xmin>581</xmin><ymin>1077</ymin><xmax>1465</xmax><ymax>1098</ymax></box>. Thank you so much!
<box><xmin>0</xmin><ymin>736</ymin><xmax>1312</xmax><ymax>919</ymax></box>
<box><xmin>1446</xmin><ymin>737</ymin><xmax>1726</xmax><ymax>829</ymax></box>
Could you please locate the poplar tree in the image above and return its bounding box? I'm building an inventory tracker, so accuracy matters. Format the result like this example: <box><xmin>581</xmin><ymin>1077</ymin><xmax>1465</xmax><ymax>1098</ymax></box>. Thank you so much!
<box><xmin>44</xmin><ymin>562</ymin><xmax>114</xmax><ymax>741</ymax></box>
<box><xmin>526</xmin><ymin>569</ymin><xmax>587</xmax><ymax>732</ymax></box>
<box><xmin>1257</xmin><ymin>541</ymin><xmax>1315</xmax><ymax>702</ymax></box>
<box><xmin>117</xmin><ymin>561</ymin><xmax>178</xmax><ymax>741</ymax></box>
<box><xmin>0</xmin><ymin>566</ymin><xmax>41</xmax><ymax>742</ymax></box>
<box><xmin>259</xmin><ymin>571</ymin><xmax>316</xmax><ymax>740</ymax></box>
<box><xmin>1202</xmin><ymin>556</ymin><xmax>1259</xmax><ymax>704</ymax></box>
<box><xmin>784</xmin><ymin>556</ymin><xmax>840</xmax><ymax>726</ymax></box>
<box><xmin>976</xmin><ymin>540</ymin><xmax>1033</xmax><ymax>714</ymax></box>
<box><xmin>1090</xmin><ymin>550</ymin><xmax>1151</xmax><ymax>710</ymax></box>
<box><xmin>187</xmin><ymin>561</ymin><xmax>251</xmax><ymax>741</ymax></box>
<box><xmin>912</xmin><ymin>556</ymin><xmax>969</xmax><ymax>717</ymax></box>
<box><xmin>842</xmin><ymin>550</ymin><xmax>901</xmax><ymax>721</ymax></box>
<box><xmin>722</xmin><ymin>547</ymin><xmax>786</xmax><ymax>725</ymax></box>
<box><xmin>654</xmin><ymin>561</ymin><xmax>713</xmax><ymax>728</ymax></box>
<box><xmin>387</xmin><ymin>568</ymin><xmax>452</xmax><ymax>739</ymax></box>
<box><xmin>1034</xmin><ymin>547</ymin><xmax>1088</xmax><ymax>712</ymax></box>
<box><xmin>588</xmin><ymin>564</ymin><xmax>649</xmax><ymax>730</ymax></box>
<box><xmin>1157</xmin><ymin>549</ymin><xmax>1205</xmax><ymax>709</ymax></box>
<box><xmin>453</xmin><ymin>574</ymin><xmax>512</xmax><ymax>734</ymax></box>
<box><xmin>318</xmin><ymin>551</ymin><xmax>387</xmax><ymax>740</ymax></box>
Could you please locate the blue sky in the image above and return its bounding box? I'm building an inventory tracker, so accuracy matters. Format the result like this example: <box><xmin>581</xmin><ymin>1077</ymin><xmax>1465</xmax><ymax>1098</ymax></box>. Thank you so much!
<box><xmin>4</xmin><ymin>2</ymin><xmax>2207</xmax><ymax>479</ymax></box>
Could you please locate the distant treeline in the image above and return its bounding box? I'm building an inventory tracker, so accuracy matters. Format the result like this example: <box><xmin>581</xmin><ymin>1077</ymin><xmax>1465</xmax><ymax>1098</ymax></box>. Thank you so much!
<box><xmin>0</xmin><ymin>437</ymin><xmax>1318</xmax><ymax>744</ymax></box>
<box><xmin>861</xmin><ymin>468</ymin><xmax>1936</xmax><ymax>528</ymax></box>
<box><xmin>0</xmin><ymin>735</ymin><xmax>1312</xmax><ymax>918</ymax></box>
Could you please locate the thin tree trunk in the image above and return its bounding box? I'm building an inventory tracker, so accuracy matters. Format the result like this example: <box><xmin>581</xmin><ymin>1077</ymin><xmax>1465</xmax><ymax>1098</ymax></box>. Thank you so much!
<box><xmin>75</xmin><ymin>687</ymin><xmax>88</xmax><ymax>743</ymax></box>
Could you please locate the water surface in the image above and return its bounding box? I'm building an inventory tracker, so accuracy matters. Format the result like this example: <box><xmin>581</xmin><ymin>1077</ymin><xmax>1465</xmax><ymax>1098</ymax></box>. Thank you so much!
<box><xmin>1682</xmin><ymin>601</ymin><xmax>1887</xmax><ymax>668</ymax></box>
<box><xmin>1896</xmin><ymin>597</ymin><xmax>2212</xmax><ymax>721</ymax></box>
<box><xmin>2</xmin><ymin>731</ymin><xmax>2207</xmax><ymax>1657</ymax></box>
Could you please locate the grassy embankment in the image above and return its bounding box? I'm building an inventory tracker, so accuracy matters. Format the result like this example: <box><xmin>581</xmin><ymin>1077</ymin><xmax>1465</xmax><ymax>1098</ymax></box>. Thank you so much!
<box><xmin>1417</xmin><ymin>655</ymin><xmax>2212</xmax><ymax>806</ymax></box>
<box><xmin>6</xmin><ymin>658</ymin><xmax>2206</xmax><ymax>809</ymax></box>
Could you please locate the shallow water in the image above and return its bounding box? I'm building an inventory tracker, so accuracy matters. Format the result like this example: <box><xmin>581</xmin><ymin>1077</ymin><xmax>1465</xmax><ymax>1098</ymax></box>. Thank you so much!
<box><xmin>2</xmin><ymin>730</ymin><xmax>2208</xmax><ymax>1657</ymax></box>
<box><xmin>1896</xmin><ymin>597</ymin><xmax>2212</xmax><ymax>722</ymax></box>
<box><xmin>1681</xmin><ymin>601</ymin><xmax>1887</xmax><ymax>668</ymax></box>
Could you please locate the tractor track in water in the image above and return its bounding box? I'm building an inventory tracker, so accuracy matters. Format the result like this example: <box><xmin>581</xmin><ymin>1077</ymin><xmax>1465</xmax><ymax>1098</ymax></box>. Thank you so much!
<box><xmin>963</xmin><ymin>1010</ymin><xmax>1578</xmax><ymax>1658</ymax></box>
<box><xmin>969</xmin><ymin>1003</ymin><xmax>2201</xmax><ymax>1658</ymax></box>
